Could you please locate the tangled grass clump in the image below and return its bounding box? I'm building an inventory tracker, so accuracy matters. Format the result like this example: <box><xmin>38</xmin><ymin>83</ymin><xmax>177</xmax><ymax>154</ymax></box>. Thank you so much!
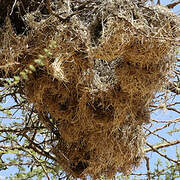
<box><xmin>0</xmin><ymin>0</ymin><xmax>179</xmax><ymax>179</ymax></box>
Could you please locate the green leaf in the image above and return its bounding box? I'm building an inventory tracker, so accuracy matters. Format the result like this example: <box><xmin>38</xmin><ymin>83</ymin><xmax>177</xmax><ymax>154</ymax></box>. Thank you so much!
<box><xmin>14</xmin><ymin>76</ymin><xmax>20</xmax><ymax>81</ymax></box>
<box><xmin>3</xmin><ymin>109</ymin><xmax>12</xmax><ymax>116</ymax></box>
<box><xmin>7</xmin><ymin>150</ymin><xmax>16</xmax><ymax>154</ymax></box>
<box><xmin>24</xmin><ymin>69</ymin><xmax>32</xmax><ymax>74</ymax></box>
<box><xmin>29</xmin><ymin>65</ymin><xmax>36</xmax><ymax>72</ymax></box>
<box><xmin>44</xmin><ymin>48</ymin><xmax>49</xmax><ymax>53</ymax></box>
<box><xmin>44</xmin><ymin>48</ymin><xmax>52</xmax><ymax>56</ymax></box>
<box><xmin>46</xmin><ymin>52</ymin><xmax>52</xmax><ymax>56</ymax></box>
<box><xmin>34</xmin><ymin>59</ymin><xmax>45</xmax><ymax>66</ymax></box>
<box><xmin>49</xmin><ymin>40</ymin><xmax>57</xmax><ymax>48</ymax></box>
<box><xmin>20</xmin><ymin>72</ymin><xmax>28</xmax><ymax>80</ymax></box>
<box><xmin>0</xmin><ymin>105</ymin><xmax>3</xmax><ymax>110</ymax></box>
<box><xmin>38</xmin><ymin>54</ymin><xmax>45</xmax><ymax>59</ymax></box>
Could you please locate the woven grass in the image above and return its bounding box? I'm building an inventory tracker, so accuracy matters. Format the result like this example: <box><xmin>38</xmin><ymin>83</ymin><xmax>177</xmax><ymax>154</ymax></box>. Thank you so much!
<box><xmin>0</xmin><ymin>0</ymin><xmax>179</xmax><ymax>179</ymax></box>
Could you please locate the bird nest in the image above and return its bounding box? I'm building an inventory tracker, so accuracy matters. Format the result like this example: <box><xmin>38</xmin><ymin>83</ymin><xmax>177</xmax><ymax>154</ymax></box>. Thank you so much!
<box><xmin>0</xmin><ymin>0</ymin><xmax>179</xmax><ymax>179</ymax></box>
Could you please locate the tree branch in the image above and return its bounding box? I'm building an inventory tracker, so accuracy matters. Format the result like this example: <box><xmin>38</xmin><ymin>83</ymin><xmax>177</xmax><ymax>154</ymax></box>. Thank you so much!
<box><xmin>166</xmin><ymin>81</ymin><xmax>180</xmax><ymax>95</ymax></box>
<box><xmin>145</xmin><ymin>156</ymin><xmax>151</xmax><ymax>180</ymax></box>
<box><xmin>145</xmin><ymin>139</ymin><xmax>180</xmax><ymax>153</ymax></box>
<box><xmin>167</xmin><ymin>0</ymin><xmax>180</xmax><ymax>9</ymax></box>
<box><xmin>145</xmin><ymin>141</ymin><xmax>180</xmax><ymax>164</ymax></box>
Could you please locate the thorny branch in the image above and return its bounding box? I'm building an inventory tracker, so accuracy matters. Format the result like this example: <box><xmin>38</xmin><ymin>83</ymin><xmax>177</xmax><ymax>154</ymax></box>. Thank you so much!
<box><xmin>144</xmin><ymin>127</ymin><xmax>170</xmax><ymax>143</ymax></box>
<box><xmin>130</xmin><ymin>163</ymin><xmax>179</xmax><ymax>177</ymax></box>
<box><xmin>167</xmin><ymin>0</ymin><xmax>180</xmax><ymax>9</ymax></box>
<box><xmin>146</xmin><ymin>121</ymin><xmax>179</xmax><ymax>136</ymax></box>
<box><xmin>146</xmin><ymin>143</ymin><xmax>179</xmax><ymax>164</ymax></box>
<box><xmin>166</xmin><ymin>81</ymin><xmax>180</xmax><ymax>95</ymax></box>
<box><xmin>145</xmin><ymin>156</ymin><xmax>151</xmax><ymax>180</ymax></box>
<box><xmin>23</xmin><ymin>148</ymin><xmax>51</xmax><ymax>180</ymax></box>
<box><xmin>151</xmin><ymin>118</ymin><xmax>180</xmax><ymax>124</ymax></box>
<box><xmin>145</xmin><ymin>139</ymin><xmax>180</xmax><ymax>153</ymax></box>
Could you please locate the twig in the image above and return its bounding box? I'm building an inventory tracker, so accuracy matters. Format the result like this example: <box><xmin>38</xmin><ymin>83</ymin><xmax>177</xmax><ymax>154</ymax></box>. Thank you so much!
<box><xmin>144</xmin><ymin>127</ymin><xmax>170</xmax><ymax>143</ymax></box>
<box><xmin>23</xmin><ymin>133</ymin><xmax>56</xmax><ymax>161</ymax></box>
<box><xmin>167</xmin><ymin>0</ymin><xmax>180</xmax><ymax>9</ymax></box>
<box><xmin>0</xmin><ymin>62</ymin><xmax>20</xmax><ymax>69</ymax></box>
<box><xmin>0</xmin><ymin>116</ymin><xmax>23</xmax><ymax>119</ymax></box>
<box><xmin>24</xmin><ymin>149</ymin><xmax>51</xmax><ymax>180</ymax></box>
<box><xmin>130</xmin><ymin>164</ymin><xmax>179</xmax><ymax>177</ymax></box>
<box><xmin>151</xmin><ymin>118</ymin><xmax>180</xmax><ymax>124</ymax></box>
<box><xmin>145</xmin><ymin>139</ymin><xmax>180</xmax><ymax>152</ymax></box>
<box><xmin>47</xmin><ymin>0</ymin><xmax>90</xmax><ymax>22</ymax></box>
<box><xmin>157</xmin><ymin>0</ymin><xmax>161</xmax><ymax>5</ymax></box>
<box><xmin>146</xmin><ymin>123</ymin><xmax>176</xmax><ymax>136</ymax></box>
<box><xmin>146</xmin><ymin>142</ymin><xmax>180</xmax><ymax>164</ymax></box>
<box><xmin>10</xmin><ymin>0</ymin><xmax>17</xmax><ymax>15</ymax></box>
<box><xmin>73</xmin><ymin>0</ymin><xmax>92</xmax><ymax>11</ymax></box>
<box><xmin>145</xmin><ymin>156</ymin><xmax>151</xmax><ymax>180</ymax></box>
<box><xmin>166</xmin><ymin>81</ymin><xmax>180</xmax><ymax>95</ymax></box>
<box><xmin>0</xmin><ymin>126</ymin><xmax>45</xmax><ymax>133</ymax></box>
<box><xmin>1</xmin><ymin>161</ymin><xmax>33</xmax><ymax>167</ymax></box>
<box><xmin>47</xmin><ymin>0</ymin><xmax>65</xmax><ymax>21</ymax></box>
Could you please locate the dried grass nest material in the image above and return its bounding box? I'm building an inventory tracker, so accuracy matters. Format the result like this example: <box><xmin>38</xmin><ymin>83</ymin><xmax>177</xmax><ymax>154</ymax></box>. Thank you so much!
<box><xmin>89</xmin><ymin>1</ymin><xmax>179</xmax><ymax>63</ymax></box>
<box><xmin>53</xmin><ymin>123</ymin><xmax>145</xmax><ymax>179</ymax></box>
<box><xmin>0</xmin><ymin>0</ymin><xmax>179</xmax><ymax>179</ymax></box>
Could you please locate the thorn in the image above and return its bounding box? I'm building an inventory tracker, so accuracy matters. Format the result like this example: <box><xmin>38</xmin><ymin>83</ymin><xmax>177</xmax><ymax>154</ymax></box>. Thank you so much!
<box><xmin>166</xmin><ymin>1</ymin><xmax>180</xmax><ymax>9</ymax></box>
<box><xmin>157</xmin><ymin>0</ymin><xmax>161</xmax><ymax>5</ymax></box>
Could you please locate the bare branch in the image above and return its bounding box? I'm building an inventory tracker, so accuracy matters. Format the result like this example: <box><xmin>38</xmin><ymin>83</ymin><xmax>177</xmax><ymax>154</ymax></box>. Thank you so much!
<box><xmin>166</xmin><ymin>81</ymin><xmax>180</xmax><ymax>95</ymax></box>
<box><xmin>167</xmin><ymin>0</ymin><xmax>180</xmax><ymax>9</ymax></box>
<box><xmin>146</xmin><ymin>143</ymin><xmax>179</xmax><ymax>164</ymax></box>
<box><xmin>145</xmin><ymin>139</ymin><xmax>180</xmax><ymax>153</ymax></box>
<box><xmin>144</xmin><ymin>127</ymin><xmax>170</xmax><ymax>143</ymax></box>
<box><xmin>23</xmin><ymin>148</ymin><xmax>51</xmax><ymax>180</ymax></box>
<box><xmin>145</xmin><ymin>156</ymin><xmax>151</xmax><ymax>180</ymax></box>
<box><xmin>151</xmin><ymin>118</ymin><xmax>180</xmax><ymax>123</ymax></box>
<box><xmin>146</xmin><ymin>122</ymin><xmax>179</xmax><ymax>136</ymax></box>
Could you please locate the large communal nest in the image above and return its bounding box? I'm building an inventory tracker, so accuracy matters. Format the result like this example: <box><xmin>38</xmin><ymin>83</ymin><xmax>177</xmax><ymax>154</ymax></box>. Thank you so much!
<box><xmin>0</xmin><ymin>0</ymin><xmax>179</xmax><ymax>179</ymax></box>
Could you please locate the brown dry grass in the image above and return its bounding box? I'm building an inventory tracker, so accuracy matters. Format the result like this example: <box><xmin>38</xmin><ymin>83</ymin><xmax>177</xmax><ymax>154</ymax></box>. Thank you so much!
<box><xmin>0</xmin><ymin>0</ymin><xmax>179</xmax><ymax>179</ymax></box>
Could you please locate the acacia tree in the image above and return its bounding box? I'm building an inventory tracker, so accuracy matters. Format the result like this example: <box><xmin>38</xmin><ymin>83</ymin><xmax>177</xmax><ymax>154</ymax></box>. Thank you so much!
<box><xmin>0</xmin><ymin>0</ymin><xmax>179</xmax><ymax>179</ymax></box>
